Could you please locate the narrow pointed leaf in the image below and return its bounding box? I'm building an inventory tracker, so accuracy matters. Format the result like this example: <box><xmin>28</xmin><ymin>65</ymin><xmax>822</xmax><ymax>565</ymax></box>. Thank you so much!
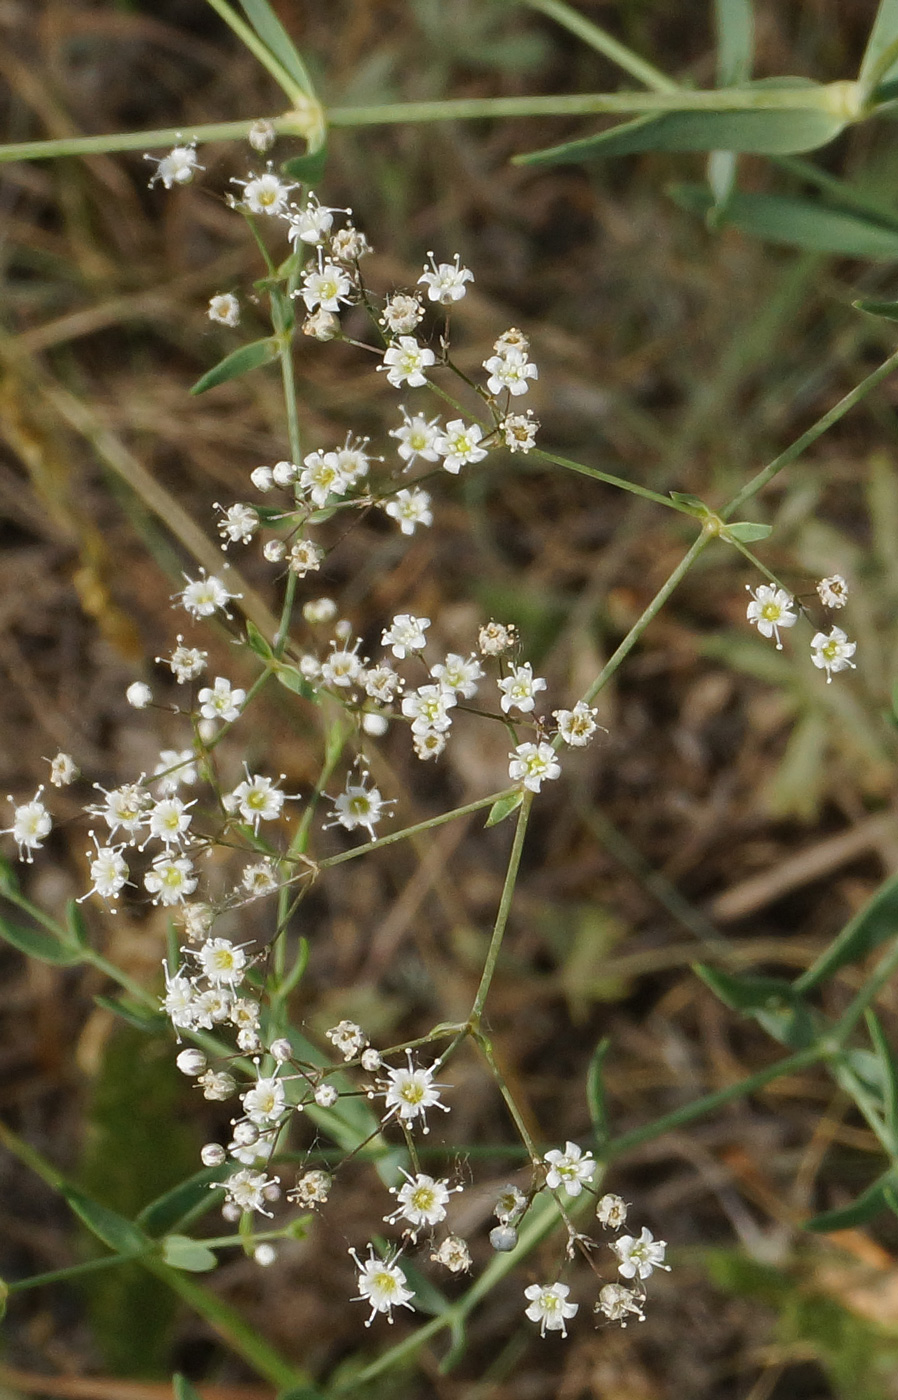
<box><xmin>93</xmin><ymin>993</ymin><xmax>160</xmax><ymax>1031</ymax></box>
<box><xmin>695</xmin><ymin>965</ymin><xmax>815</xmax><ymax>1048</ymax></box>
<box><xmin>854</xmin><ymin>297</ymin><xmax>898</xmax><ymax>321</ymax></box>
<box><xmin>138</xmin><ymin>1167</ymin><xmax>227</xmax><ymax>1237</ymax></box>
<box><xmin>66</xmin><ymin>899</ymin><xmax>90</xmax><ymax>949</ymax></box>
<box><xmin>173</xmin><ymin>1376</ymin><xmax>203</xmax><ymax>1400</ymax></box>
<box><xmin>796</xmin><ymin>869</ymin><xmax>898</xmax><ymax>991</ymax></box>
<box><xmin>161</xmin><ymin>1235</ymin><xmax>217</xmax><ymax>1273</ymax></box>
<box><xmin>486</xmin><ymin>792</ymin><xmax>523</xmax><ymax>827</ymax></box>
<box><xmin>62</xmin><ymin>1186</ymin><xmax>148</xmax><ymax>1255</ymax></box>
<box><xmin>190</xmin><ymin>338</ymin><xmax>279</xmax><ymax>395</ymax></box>
<box><xmin>671</xmin><ymin>184</ymin><xmax>898</xmax><ymax>258</ymax></box>
<box><xmin>669</xmin><ymin>491</ymin><xmax>710</xmax><ymax>515</ymax></box>
<box><xmin>238</xmin><ymin>0</ymin><xmax>315</xmax><ymax>97</ymax></box>
<box><xmin>282</xmin><ymin>146</ymin><xmax>328</xmax><ymax>186</ymax></box>
<box><xmin>274</xmin><ymin>664</ymin><xmax>317</xmax><ymax>701</ymax></box>
<box><xmin>586</xmin><ymin>1036</ymin><xmax>610</xmax><ymax>1150</ymax></box>
<box><xmin>716</xmin><ymin>0</ymin><xmax>754</xmax><ymax>86</ymax></box>
<box><xmin>860</xmin><ymin>0</ymin><xmax>898</xmax><ymax>87</ymax></box>
<box><xmin>725</xmin><ymin>521</ymin><xmax>772</xmax><ymax>542</ymax></box>
<box><xmin>865</xmin><ymin>1009</ymin><xmax>898</xmax><ymax>1148</ymax></box>
<box><xmin>246</xmin><ymin>620</ymin><xmax>274</xmax><ymax>661</ymax></box>
<box><xmin>0</xmin><ymin>915</ymin><xmax>79</xmax><ymax>966</ymax></box>
<box><xmin>804</xmin><ymin>1172</ymin><xmax>893</xmax><ymax>1231</ymax></box>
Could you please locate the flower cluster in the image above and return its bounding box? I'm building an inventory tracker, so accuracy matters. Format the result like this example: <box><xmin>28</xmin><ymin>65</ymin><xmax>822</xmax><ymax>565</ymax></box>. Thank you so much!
<box><xmin>746</xmin><ymin>577</ymin><xmax>856</xmax><ymax>681</ymax></box>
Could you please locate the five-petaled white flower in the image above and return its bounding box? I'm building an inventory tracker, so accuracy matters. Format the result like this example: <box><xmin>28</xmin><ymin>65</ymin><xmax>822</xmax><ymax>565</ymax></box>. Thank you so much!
<box><xmin>145</xmin><ymin>143</ymin><xmax>202</xmax><ymax>189</ymax></box>
<box><xmin>4</xmin><ymin>793</ymin><xmax>52</xmax><ymax>862</ymax></box>
<box><xmin>434</xmin><ymin>419</ymin><xmax>487</xmax><ymax>474</ymax></box>
<box><xmin>810</xmin><ymin>626</ymin><xmax>857</xmax><ymax>682</ymax></box>
<box><xmin>817</xmin><ymin>574</ymin><xmax>848</xmax><ymax>609</ymax></box>
<box><xmin>300</xmin><ymin>261</ymin><xmax>352</xmax><ymax>314</ymax></box>
<box><xmin>498</xmin><ymin>662</ymin><xmax>546</xmax><ymax>715</ymax></box>
<box><xmin>745</xmin><ymin>584</ymin><xmax>797</xmax><ymax>650</ymax></box>
<box><xmin>417</xmin><ymin>252</ymin><xmax>473</xmax><ymax>304</ymax></box>
<box><xmin>384</xmin><ymin>487</ymin><xmax>433</xmax><ymax>535</ymax></box>
<box><xmin>381</xmin><ymin>1054</ymin><xmax>449</xmax><ymax>1133</ymax></box>
<box><xmin>231</xmin><ymin>168</ymin><xmax>295</xmax><ymax>216</ymax></box>
<box><xmin>612</xmin><ymin>1227</ymin><xmax>670</xmax><ymax>1281</ymax></box>
<box><xmin>176</xmin><ymin>571</ymin><xmax>239</xmax><ymax>619</ymax></box>
<box><xmin>350</xmin><ymin>1246</ymin><xmax>415</xmax><ymax>1326</ymax></box>
<box><xmin>509</xmin><ymin>742</ymin><xmax>561</xmax><ymax>793</ymax></box>
<box><xmin>385</xmin><ymin>1170</ymin><xmax>458</xmax><ymax>1237</ymax></box>
<box><xmin>381</xmin><ymin>336</ymin><xmax>436</xmax><ymax>389</ymax></box>
<box><xmin>543</xmin><ymin>1141</ymin><xmax>596</xmax><ymax>1196</ymax></box>
<box><xmin>524</xmin><ymin>1282</ymin><xmax>578</xmax><ymax>1338</ymax></box>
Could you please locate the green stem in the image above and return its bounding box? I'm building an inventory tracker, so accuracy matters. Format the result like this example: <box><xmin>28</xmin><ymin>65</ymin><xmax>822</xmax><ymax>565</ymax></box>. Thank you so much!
<box><xmin>474</xmin><ymin>1030</ymin><xmax>540</xmax><ymax>1162</ymax></box>
<box><xmin>722</xmin><ymin>345</ymin><xmax>898</xmax><ymax>519</ymax></box>
<box><xmin>469</xmin><ymin>794</ymin><xmax>534</xmax><ymax>1026</ymax></box>
<box><xmin>519</xmin><ymin>0</ymin><xmax>680</xmax><ymax>92</ymax></box>
<box><xmin>830</xmin><ymin>933</ymin><xmax>898</xmax><ymax>1046</ymax></box>
<box><xmin>530</xmin><ymin>447</ymin><xmax>693</xmax><ymax>512</ymax></box>
<box><xmin>0</xmin><ymin>117</ymin><xmax>307</xmax><ymax>165</ymax></box>
<box><xmin>605</xmin><ymin>1044</ymin><xmax>825</xmax><ymax>1159</ymax></box>
<box><xmin>317</xmin><ymin>790</ymin><xmax>510</xmax><ymax>869</ymax></box>
<box><xmin>203</xmin><ymin>0</ymin><xmax>306</xmax><ymax>105</ymax></box>
<box><xmin>8</xmin><ymin>1255</ymin><xmax>126</xmax><ymax>1293</ymax></box>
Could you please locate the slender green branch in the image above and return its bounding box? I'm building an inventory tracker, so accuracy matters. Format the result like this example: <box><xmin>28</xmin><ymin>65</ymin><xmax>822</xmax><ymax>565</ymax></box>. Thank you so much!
<box><xmin>469</xmin><ymin>794</ymin><xmax>534</xmax><ymax>1025</ymax></box>
<box><xmin>0</xmin><ymin>118</ymin><xmax>293</xmax><ymax>165</ymax></box>
<box><xmin>530</xmin><ymin>447</ymin><xmax>694</xmax><ymax>512</ymax></box>
<box><xmin>317</xmin><ymin>790</ymin><xmax>511</xmax><ymax>869</ymax></box>
<box><xmin>8</xmin><ymin>1255</ymin><xmax>126</xmax><ymax>1293</ymax></box>
<box><xmin>203</xmin><ymin>0</ymin><xmax>306</xmax><ymax>105</ymax></box>
<box><xmin>722</xmin><ymin>345</ymin><xmax>898</xmax><ymax>519</ymax></box>
<box><xmin>830</xmin><ymin>933</ymin><xmax>898</xmax><ymax>1046</ymax></box>
<box><xmin>519</xmin><ymin>0</ymin><xmax>680</xmax><ymax>93</ymax></box>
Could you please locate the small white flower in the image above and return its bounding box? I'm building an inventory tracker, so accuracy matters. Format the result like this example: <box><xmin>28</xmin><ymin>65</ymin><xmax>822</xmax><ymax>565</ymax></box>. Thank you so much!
<box><xmin>384</xmin><ymin>487</ymin><xmax>433</xmax><ymax>535</ymax></box>
<box><xmin>810</xmin><ymin>626</ymin><xmax>857</xmax><ymax>682</ymax></box>
<box><xmin>199</xmin><ymin>1069</ymin><xmax>237</xmax><ymax>1101</ymax></box>
<box><xmin>84</xmin><ymin>840</ymin><xmax>129</xmax><ymax>901</ymax></box>
<box><xmin>299</xmin><ymin>449</ymin><xmax>350</xmax><ymax>507</ymax></box>
<box><xmin>272</xmin><ymin>459</ymin><xmax>299</xmax><ymax>487</ymax></box>
<box><xmin>314</xmin><ymin>1082</ymin><xmax>338</xmax><ymax>1107</ymax></box>
<box><xmin>364</xmin><ymin>663</ymin><xmax>403</xmax><ymax>703</ymax></box>
<box><xmin>612</xmin><ymin>1226</ymin><xmax>670</xmax><ymax>1281</ymax></box>
<box><xmin>228</xmin><ymin>774</ymin><xmax>287</xmax><ymax>833</ymax></box>
<box><xmin>303</xmin><ymin>308</ymin><xmax>340</xmax><ymax>340</ymax></box>
<box><xmin>501</xmin><ymin>411</ymin><xmax>539</xmax><ymax>453</ymax></box>
<box><xmin>197</xmin><ymin>937</ymin><xmax>248</xmax><ymax>988</ymax></box>
<box><xmin>329</xmin><ymin>775</ymin><xmax>391</xmax><ymax>841</ymax></box>
<box><xmin>745</xmin><ymin>584</ymin><xmax>798</xmax><ymax>650</ymax></box>
<box><xmin>817</xmin><ymin>574</ymin><xmax>849</xmax><ymax>609</ymax></box>
<box><xmin>331</xmin><ymin>225</ymin><xmax>370</xmax><ymax>261</ymax></box>
<box><xmin>413</xmin><ymin>729</ymin><xmax>447</xmax><ymax>761</ymax></box>
<box><xmin>596</xmin><ymin>1283</ymin><xmax>645</xmax><ymax>1326</ymax></box>
<box><xmin>524</xmin><ymin>1282</ymin><xmax>578</xmax><ymax>1338</ymax></box>
<box><xmin>126</xmin><ymin>681</ymin><xmax>153</xmax><ymax>709</ymax></box>
<box><xmin>288</xmin><ymin>538</ymin><xmax>324</xmax><ymax>576</ymax></box>
<box><xmin>90</xmin><ymin>782</ymin><xmax>150</xmax><ymax>839</ymax></box>
<box><xmin>248</xmin><ymin>119</ymin><xmax>276</xmax><ymax>152</ymax></box>
<box><xmin>147</xmin><ymin>796</ymin><xmax>193</xmax><ymax>847</ymax></box>
<box><xmin>290</xmin><ymin>1170</ymin><xmax>332</xmax><ymax>1207</ymax></box>
<box><xmin>430</xmin><ymin>1235</ymin><xmax>472</xmax><ymax>1272</ymax></box>
<box><xmin>48</xmin><ymin>752</ymin><xmax>78</xmax><ymax>788</ymax></box>
<box><xmin>430</xmin><ymin>653</ymin><xmax>483</xmax><ymax>698</ymax></box>
<box><xmin>417</xmin><ymin>252</ymin><xmax>473</xmax><ymax>305</ymax></box>
<box><xmin>145</xmin><ymin>143</ymin><xmax>202</xmax><ymax>189</ymax></box>
<box><xmin>326</xmin><ymin>1020</ymin><xmax>369</xmax><ymax>1060</ymax></box>
<box><xmin>484</xmin><ymin>347</ymin><xmax>538</xmax><ymax>397</ymax></box>
<box><xmin>389</xmin><ymin>407</ymin><xmax>442</xmax><ymax>466</ymax></box>
<box><xmin>201</xmin><ymin>1142</ymin><xmax>227</xmax><ymax>1167</ymax></box>
<box><xmin>382</xmin><ymin>613</ymin><xmax>430</xmax><ymax>659</ymax></box>
<box><xmin>361</xmin><ymin>1047</ymin><xmax>382</xmax><ymax>1072</ymax></box>
<box><xmin>543</xmin><ymin>1141</ymin><xmax>596</xmax><ymax>1197</ymax></box>
<box><xmin>381</xmin><ymin>336</ymin><xmax>436</xmax><ymax>389</ymax></box>
<box><xmin>4</xmin><ymin>792</ymin><xmax>52</xmax><ymax>862</ymax></box>
<box><xmin>232</xmin><ymin>167</ymin><xmax>294</xmax><ymax>216</ymax></box>
<box><xmin>300</xmin><ymin>261</ymin><xmax>352</xmax><ymax>313</ymax></box>
<box><xmin>380</xmin><ymin>292</ymin><xmax>424</xmax><ymax>335</ymax></box>
<box><xmin>222</xmin><ymin>1167</ymin><xmax>277</xmax><ymax>1215</ymax></box>
<box><xmin>217</xmin><ymin>503</ymin><xmax>258</xmax><ymax>547</ymax></box>
<box><xmin>165</xmin><ymin>637</ymin><xmax>207</xmax><ymax>682</ymax></box>
<box><xmin>144</xmin><ymin>854</ymin><xmax>197</xmax><ymax>905</ymax></box>
<box><xmin>153</xmin><ymin>749</ymin><xmax>197</xmax><ymax>796</ymax></box>
<box><xmin>596</xmin><ymin>1193</ymin><xmax>628</xmax><ymax>1229</ymax></box>
<box><xmin>242</xmin><ymin>1075</ymin><xmax>286</xmax><ymax>1123</ymax></box>
<box><xmin>198</xmin><ymin>676</ymin><xmax>246</xmax><ymax>724</ymax></box>
<box><xmin>303</xmin><ymin>597</ymin><xmax>338</xmax><ymax>625</ymax></box>
<box><xmin>498</xmin><ymin>662</ymin><xmax>546</xmax><ymax>715</ymax></box>
<box><xmin>494</xmin><ymin>1184</ymin><xmax>527</xmax><ymax>1224</ymax></box>
<box><xmin>434</xmin><ymin>419</ymin><xmax>487</xmax><ymax>475</ymax></box>
<box><xmin>385</xmin><ymin>1171</ymin><xmax>458</xmax><ymax>1238</ymax></box>
<box><xmin>381</xmin><ymin>1053</ymin><xmax>449</xmax><ymax>1133</ymax></box>
<box><xmin>350</xmin><ymin>1246</ymin><xmax>415</xmax><ymax>1326</ymax></box>
<box><xmin>478</xmin><ymin>621</ymin><xmax>516</xmax><ymax>656</ymax></box>
<box><xmin>321</xmin><ymin>639</ymin><xmax>366</xmax><ymax>688</ymax></box>
<box><xmin>254</xmin><ymin>1244</ymin><xmax>277</xmax><ymax>1267</ymax></box>
<box><xmin>176</xmin><ymin>570</ymin><xmax>239</xmax><ymax>619</ymax></box>
<box><xmin>208</xmin><ymin>293</ymin><xmax>240</xmax><ymax>327</ymax></box>
<box><xmin>401</xmin><ymin>684</ymin><xmax>456</xmax><ymax>735</ymax></box>
<box><xmin>287</xmin><ymin>195</ymin><xmax>340</xmax><ymax>245</ymax></box>
<box><xmin>176</xmin><ymin>1049</ymin><xmax>207</xmax><ymax>1077</ymax></box>
<box><xmin>241</xmin><ymin>859</ymin><xmax>279</xmax><ymax>898</ymax></box>
<box><xmin>554</xmin><ymin>700</ymin><xmax>599</xmax><ymax>747</ymax></box>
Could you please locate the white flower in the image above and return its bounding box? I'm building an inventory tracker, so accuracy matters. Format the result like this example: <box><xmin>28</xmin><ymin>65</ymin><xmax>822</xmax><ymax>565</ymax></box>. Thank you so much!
<box><xmin>385</xmin><ymin>1171</ymin><xmax>458</xmax><ymax>1237</ymax></box>
<box><xmin>198</xmin><ymin>676</ymin><xmax>246</xmax><ymax>723</ymax></box>
<box><xmin>208</xmin><ymin>293</ymin><xmax>240</xmax><ymax>327</ymax></box>
<box><xmin>381</xmin><ymin>336</ymin><xmax>436</xmax><ymax>389</ymax></box>
<box><xmin>223</xmin><ymin>1167</ymin><xmax>277</xmax><ymax>1215</ymax></box>
<box><xmin>612</xmin><ymin>1226</ymin><xmax>669</xmax><ymax>1281</ymax></box>
<box><xmin>382</xmin><ymin>613</ymin><xmax>430</xmax><ymax>659</ymax></box>
<box><xmin>413</xmin><ymin>729</ymin><xmax>446</xmax><ymax>761</ymax></box>
<box><xmin>498</xmin><ymin>662</ymin><xmax>546</xmax><ymax>715</ymax></box>
<box><xmin>248</xmin><ymin>118</ymin><xmax>276</xmax><ymax>152</ymax></box>
<box><xmin>153</xmin><ymin>749</ymin><xmax>198</xmax><ymax>796</ymax></box>
<box><xmin>165</xmin><ymin>637</ymin><xmax>207</xmax><ymax>682</ymax></box>
<box><xmin>147</xmin><ymin>796</ymin><xmax>193</xmax><ymax>847</ymax></box>
<box><xmin>199</xmin><ymin>1069</ymin><xmax>237</xmax><ymax>1100</ymax></box>
<box><xmin>299</xmin><ymin>449</ymin><xmax>349</xmax><ymax>507</ymax></box>
<box><xmin>90</xmin><ymin>782</ymin><xmax>150</xmax><ymax>838</ymax></box>
<box><xmin>380</xmin><ymin>292</ymin><xmax>424</xmax><ymax>335</ymax></box>
<box><xmin>329</xmin><ymin>775</ymin><xmax>391</xmax><ymax>840</ymax></box>
<box><xmin>326</xmin><ymin>1020</ymin><xmax>369</xmax><ymax>1060</ymax></box>
<box><xmin>303</xmin><ymin>309</ymin><xmax>340</xmax><ymax>340</ymax></box>
<box><xmin>161</xmin><ymin>966</ymin><xmax>200</xmax><ymax>1032</ymax></box>
<box><xmin>554</xmin><ymin>700</ymin><xmax>599</xmax><ymax>747</ymax></box>
<box><xmin>126</xmin><ymin>681</ymin><xmax>153</xmax><ymax>709</ymax></box>
<box><xmin>144</xmin><ymin>854</ymin><xmax>197</xmax><ymax>905</ymax></box>
<box><xmin>300</xmin><ymin>261</ymin><xmax>352</xmax><ymax>313</ymax></box>
<box><xmin>331</xmin><ymin>225</ymin><xmax>370</xmax><ymax>261</ymax></box>
<box><xmin>524</xmin><ymin>1282</ymin><xmax>578</xmax><ymax>1338</ymax></box>
<box><xmin>287</xmin><ymin>195</ymin><xmax>340</xmax><ymax>245</ymax></box>
<box><xmin>484</xmin><ymin>347</ymin><xmax>538</xmax><ymax>397</ymax></box>
<box><xmin>596</xmin><ymin>1193</ymin><xmax>628</xmax><ymax>1229</ymax></box>
<box><xmin>232</xmin><ymin>168</ymin><xmax>294</xmax><ymax>216</ymax></box>
<box><xmin>361</xmin><ymin>1047</ymin><xmax>382</xmax><ymax>1071</ymax></box>
<box><xmin>430</xmin><ymin>653</ymin><xmax>483</xmax><ymax>698</ymax></box>
<box><xmin>321</xmin><ymin>639</ymin><xmax>366</xmax><ymax>688</ymax></box>
<box><xmin>176</xmin><ymin>570</ymin><xmax>239</xmax><ymax>619</ymax></box>
<box><xmin>145</xmin><ymin>143</ymin><xmax>202</xmax><ymax>189</ymax></box>
<box><xmin>543</xmin><ymin>1141</ymin><xmax>596</xmax><ymax>1196</ymax></box>
<box><xmin>384</xmin><ymin>487</ymin><xmax>433</xmax><ymax>535</ymax></box>
<box><xmin>382</xmin><ymin>1054</ymin><xmax>449</xmax><ymax>1133</ymax></box>
<box><xmin>389</xmin><ymin>408</ymin><xmax>442</xmax><ymax>466</ymax></box>
<box><xmin>196</xmin><ymin>937</ymin><xmax>248</xmax><ymax>988</ymax></box>
<box><xmin>303</xmin><ymin>597</ymin><xmax>338</xmax><ymax>625</ymax></box>
<box><xmin>314</xmin><ymin>1082</ymin><xmax>338</xmax><ymax>1107</ymax></box>
<box><xmin>272</xmin><ymin>459</ymin><xmax>298</xmax><ymax>487</ymax></box>
<box><xmin>810</xmin><ymin>626</ymin><xmax>857</xmax><ymax>682</ymax></box>
<box><xmin>495</xmin><ymin>328</ymin><xmax>529</xmax><ymax>355</ymax></box>
<box><xmin>332</xmin><ymin>436</ymin><xmax>371</xmax><ymax>483</ymax></box>
<box><xmin>501</xmin><ymin>411</ymin><xmax>539</xmax><ymax>453</ymax></box>
<box><xmin>402</xmin><ymin>684</ymin><xmax>457</xmax><ymax>735</ymax></box>
<box><xmin>176</xmin><ymin>1048</ymin><xmax>207</xmax><ymax>1077</ymax></box>
<box><xmin>228</xmin><ymin>774</ymin><xmax>287</xmax><ymax>832</ymax></box>
<box><xmin>350</xmin><ymin>1246</ymin><xmax>415</xmax><ymax>1326</ymax></box>
<box><xmin>817</xmin><ymin>574</ymin><xmax>848</xmax><ymax>609</ymax></box>
<box><xmin>241</xmin><ymin>859</ymin><xmax>279</xmax><ymax>897</ymax></box>
<box><xmin>84</xmin><ymin>841</ymin><xmax>129</xmax><ymax>901</ymax></box>
<box><xmin>417</xmin><ymin>252</ymin><xmax>473</xmax><ymax>304</ymax></box>
<box><xmin>242</xmin><ymin>1075</ymin><xmax>286</xmax><ymax>1124</ymax></box>
<box><xmin>596</xmin><ymin>1283</ymin><xmax>645</xmax><ymax>1326</ymax></box>
<box><xmin>290</xmin><ymin>1170</ymin><xmax>332</xmax><ymax>1207</ymax></box>
<box><xmin>364</xmin><ymin>663</ymin><xmax>404</xmax><ymax>703</ymax></box>
<box><xmin>478</xmin><ymin>621</ymin><xmax>516</xmax><ymax>656</ymax></box>
<box><xmin>745</xmin><ymin>584</ymin><xmax>798</xmax><ymax>650</ymax></box>
<box><xmin>288</xmin><ymin>538</ymin><xmax>324</xmax><ymax>576</ymax></box>
<box><xmin>434</xmin><ymin>419</ymin><xmax>487</xmax><ymax>474</ymax></box>
<box><xmin>217</xmin><ymin>503</ymin><xmax>258</xmax><ymax>546</ymax></box>
<box><xmin>48</xmin><ymin>752</ymin><xmax>78</xmax><ymax>788</ymax></box>
<box><xmin>431</xmin><ymin>1235</ymin><xmax>472</xmax><ymax>1272</ymax></box>
<box><xmin>4</xmin><ymin>793</ymin><xmax>52</xmax><ymax>861</ymax></box>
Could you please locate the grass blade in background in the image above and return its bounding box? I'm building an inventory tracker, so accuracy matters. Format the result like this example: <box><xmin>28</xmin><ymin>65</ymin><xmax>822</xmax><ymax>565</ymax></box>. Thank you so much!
<box><xmin>671</xmin><ymin>185</ymin><xmax>898</xmax><ymax>256</ymax></box>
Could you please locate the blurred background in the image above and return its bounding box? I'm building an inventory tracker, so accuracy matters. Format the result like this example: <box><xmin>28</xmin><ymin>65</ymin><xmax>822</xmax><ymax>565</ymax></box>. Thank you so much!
<box><xmin>3</xmin><ymin>2</ymin><xmax>898</xmax><ymax>1396</ymax></box>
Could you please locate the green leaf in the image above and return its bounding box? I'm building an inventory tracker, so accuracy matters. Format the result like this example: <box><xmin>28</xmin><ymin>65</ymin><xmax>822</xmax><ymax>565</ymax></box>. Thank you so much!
<box><xmin>485</xmin><ymin>792</ymin><xmax>523</xmax><ymax>827</ymax></box>
<box><xmin>62</xmin><ymin>1186</ymin><xmax>148</xmax><ymax>1256</ymax></box>
<box><xmin>92</xmin><ymin>993</ymin><xmax>160</xmax><ymax>1031</ymax></box>
<box><xmin>516</xmin><ymin>94</ymin><xmax>845</xmax><ymax>166</ymax></box>
<box><xmin>669</xmin><ymin>491</ymin><xmax>710</xmax><ymax>516</ymax></box>
<box><xmin>724</xmin><ymin>521</ymin><xmax>772</xmax><ymax>542</ymax></box>
<box><xmin>238</xmin><ymin>0</ymin><xmax>316</xmax><ymax>98</ymax></box>
<box><xmin>804</xmin><ymin>1172</ymin><xmax>894</xmax><ymax>1232</ymax></box>
<box><xmin>0</xmin><ymin>914</ymin><xmax>79</xmax><ymax>966</ymax></box>
<box><xmin>860</xmin><ymin>0</ymin><xmax>898</xmax><ymax>87</ymax></box>
<box><xmin>695</xmin><ymin>965</ymin><xmax>815</xmax><ymax>1048</ymax></box>
<box><xmin>190</xmin><ymin>338</ymin><xmax>279</xmax><ymax>395</ymax></box>
<box><xmin>586</xmin><ymin>1036</ymin><xmax>610</xmax><ymax>1150</ymax></box>
<box><xmin>274</xmin><ymin>664</ymin><xmax>317</xmax><ymax>701</ymax></box>
<box><xmin>866</xmin><ymin>1010</ymin><xmax>898</xmax><ymax>1149</ymax></box>
<box><xmin>854</xmin><ymin>297</ymin><xmax>898</xmax><ymax>321</ymax></box>
<box><xmin>716</xmin><ymin>0</ymin><xmax>754</xmax><ymax>87</ymax></box>
<box><xmin>173</xmin><ymin>1375</ymin><xmax>203</xmax><ymax>1400</ymax></box>
<box><xmin>66</xmin><ymin>899</ymin><xmax>90</xmax><ymax>949</ymax></box>
<box><xmin>161</xmin><ymin>1235</ymin><xmax>217</xmax><ymax>1273</ymax></box>
<box><xmin>137</xmin><ymin>1167</ymin><xmax>227</xmax><ymax>1238</ymax></box>
<box><xmin>282</xmin><ymin>145</ymin><xmax>328</xmax><ymax>186</ymax></box>
<box><xmin>796</xmin><ymin>869</ymin><xmax>898</xmax><ymax>992</ymax></box>
<box><xmin>671</xmin><ymin>184</ymin><xmax>898</xmax><ymax>258</ymax></box>
<box><xmin>246</xmin><ymin>619</ymin><xmax>274</xmax><ymax>661</ymax></box>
